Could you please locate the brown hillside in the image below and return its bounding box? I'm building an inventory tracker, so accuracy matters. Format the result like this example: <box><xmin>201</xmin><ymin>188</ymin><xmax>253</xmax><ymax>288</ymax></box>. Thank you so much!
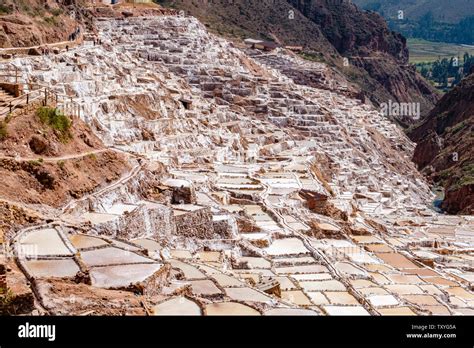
<box><xmin>0</xmin><ymin>105</ymin><xmax>130</xmax><ymax>207</ymax></box>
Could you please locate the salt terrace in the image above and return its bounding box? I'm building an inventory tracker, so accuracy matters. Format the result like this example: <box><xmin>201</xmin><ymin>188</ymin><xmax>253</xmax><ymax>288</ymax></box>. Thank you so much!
<box><xmin>1</xmin><ymin>13</ymin><xmax>473</xmax><ymax>316</ymax></box>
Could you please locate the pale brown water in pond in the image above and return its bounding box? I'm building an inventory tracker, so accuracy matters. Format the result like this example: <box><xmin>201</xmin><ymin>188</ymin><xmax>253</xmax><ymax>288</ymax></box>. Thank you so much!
<box><xmin>205</xmin><ymin>302</ymin><xmax>260</xmax><ymax>316</ymax></box>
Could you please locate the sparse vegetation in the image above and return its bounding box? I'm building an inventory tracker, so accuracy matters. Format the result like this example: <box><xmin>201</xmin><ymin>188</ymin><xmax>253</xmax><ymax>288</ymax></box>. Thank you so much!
<box><xmin>51</xmin><ymin>8</ymin><xmax>63</xmax><ymax>17</ymax></box>
<box><xmin>44</xmin><ymin>16</ymin><xmax>59</xmax><ymax>26</ymax></box>
<box><xmin>57</xmin><ymin>160</ymin><xmax>65</xmax><ymax>170</ymax></box>
<box><xmin>0</xmin><ymin>4</ymin><xmax>12</xmax><ymax>15</ymax></box>
<box><xmin>0</xmin><ymin>287</ymin><xmax>15</xmax><ymax>314</ymax></box>
<box><xmin>87</xmin><ymin>153</ymin><xmax>97</xmax><ymax>161</ymax></box>
<box><xmin>0</xmin><ymin>121</ymin><xmax>7</xmax><ymax>141</ymax></box>
<box><xmin>36</xmin><ymin>107</ymin><xmax>72</xmax><ymax>143</ymax></box>
<box><xmin>28</xmin><ymin>158</ymin><xmax>43</xmax><ymax>167</ymax></box>
<box><xmin>449</xmin><ymin>121</ymin><xmax>467</xmax><ymax>134</ymax></box>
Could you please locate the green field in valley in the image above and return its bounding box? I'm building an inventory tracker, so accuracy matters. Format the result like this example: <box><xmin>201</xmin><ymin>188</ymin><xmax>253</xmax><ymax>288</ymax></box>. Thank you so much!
<box><xmin>408</xmin><ymin>38</ymin><xmax>474</xmax><ymax>63</ymax></box>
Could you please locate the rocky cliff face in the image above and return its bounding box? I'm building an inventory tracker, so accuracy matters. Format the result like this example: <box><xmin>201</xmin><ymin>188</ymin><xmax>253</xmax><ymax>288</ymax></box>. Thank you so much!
<box><xmin>411</xmin><ymin>73</ymin><xmax>474</xmax><ymax>214</ymax></box>
<box><xmin>157</xmin><ymin>0</ymin><xmax>439</xmax><ymax>119</ymax></box>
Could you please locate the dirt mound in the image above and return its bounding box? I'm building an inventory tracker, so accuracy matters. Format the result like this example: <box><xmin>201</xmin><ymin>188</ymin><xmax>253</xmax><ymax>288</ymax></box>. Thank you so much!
<box><xmin>0</xmin><ymin>106</ymin><xmax>102</xmax><ymax>158</ymax></box>
<box><xmin>34</xmin><ymin>278</ymin><xmax>146</xmax><ymax>315</ymax></box>
<box><xmin>0</xmin><ymin>201</ymin><xmax>42</xmax><ymax>237</ymax></box>
<box><xmin>0</xmin><ymin>106</ymin><xmax>130</xmax><ymax>208</ymax></box>
<box><xmin>0</xmin><ymin>151</ymin><xmax>129</xmax><ymax>207</ymax></box>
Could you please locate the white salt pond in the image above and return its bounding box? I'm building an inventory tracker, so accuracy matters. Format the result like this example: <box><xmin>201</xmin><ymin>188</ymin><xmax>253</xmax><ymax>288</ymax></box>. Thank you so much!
<box><xmin>298</xmin><ymin>280</ymin><xmax>346</xmax><ymax>292</ymax></box>
<box><xmin>169</xmin><ymin>260</ymin><xmax>207</xmax><ymax>279</ymax></box>
<box><xmin>83</xmin><ymin>212</ymin><xmax>119</xmax><ymax>225</ymax></box>
<box><xmin>132</xmin><ymin>238</ymin><xmax>161</xmax><ymax>253</ymax></box>
<box><xmin>19</xmin><ymin>228</ymin><xmax>73</xmax><ymax>257</ymax></box>
<box><xmin>189</xmin><ymin>280</ymin><xmax>222</xmax><ymax>296</ymax></box>
<box><xmin>239</xmin><ymin>257</ymin><xmax>272</xmax><ymax>269</ymax></box>
<box><xmin>81</xmin><ymin>247</ymin><xmax>153</xmax><ymax>267</ymax></box>
<box><xmin>224</xmin><ymin>287</ymin><xmax>273</xmax><ymax>303</ymax></box>
<box><xmin>367</xmin><ymin>294</ymin><xmax>399</xmax><ymax>307</ymax></box>
<box><xmin>264</xmin><ymin>238</ymin><xmax>309</xmax><ymax>256</ymax></box>
<box><xmin>334</xmin><ymin>262</ymin><xmax>367</xmax><ymax>276</ymax></box>
<box><xmin>89</xmin><ymin>263</ymin><xmax>163</xmax><ymax>288</ymax></box>
<box><xmin>153</xmin><ymin>297</ymin><xmax>202</xmax><ymax>316</ymax></box>
<box><xmin>212</xmin><ymin>273</ymin><xmax>245</xmax><ymax>287</ymax></box>
<box><xmin>265</xmin><ymin>308</ymin><xmax>318</xmax><ymax>316</ymax></box>
<box><xmin>323</xmin><ymin>305</ymin><xmax>370</xmax><ymax>316</ymax></box>
<box><xmin>23</xmin><ymin>259</ymin><xmax>80</xmax><ymax>278</ymax></box>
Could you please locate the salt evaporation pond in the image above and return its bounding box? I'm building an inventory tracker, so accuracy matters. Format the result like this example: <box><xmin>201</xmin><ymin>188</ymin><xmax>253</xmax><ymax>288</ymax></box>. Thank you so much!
<box><xmin>153</xmin><ymin>297</ymin><xmax>202</xmax><ymax>316</ymax></box>
<box><xmin>205</xmin><ymin>302</ymin><xmax>260</xmax><ymax>315</ymax></box>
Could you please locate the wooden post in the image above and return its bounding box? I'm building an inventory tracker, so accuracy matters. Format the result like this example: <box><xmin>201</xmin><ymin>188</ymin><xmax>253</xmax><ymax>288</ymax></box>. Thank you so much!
<box><xmin>26</xmin><ymin>93</ymin><xmax>29</xmax><ymax>105</ymax></box>
<box><xmin>9</xmin><ymin>102</ymin><xmax>12</xmax><ymax>113</ymax></box>
<box><xmin>44</xmin><ymin>89</ymin><xmax>47</xmax><ymax>105</ymax></box>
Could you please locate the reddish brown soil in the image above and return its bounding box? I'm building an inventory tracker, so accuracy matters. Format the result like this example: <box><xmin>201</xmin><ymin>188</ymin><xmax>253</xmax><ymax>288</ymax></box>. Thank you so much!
<box><xmin>0</xmin><ymin>151</ymin><xmax>129</xmax><ymax>207</ymax></box>
<box><xmin>0</xmin><ymin>106</ymin><xmax>102</xmax><ymax>158</ymax></box>
<box><xmin>0</xmin><ymin>106</ymin><xmax>130</xmax><ymax>208</ymax></box>
<box><xmin>0</xmin><ymin>0</ymin><xmax>79</xmax><ymax>48</ymax></box>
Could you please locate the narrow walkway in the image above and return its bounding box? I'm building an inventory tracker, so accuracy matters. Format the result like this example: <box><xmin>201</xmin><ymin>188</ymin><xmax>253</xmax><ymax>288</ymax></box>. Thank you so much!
<box><xmin>0</xmin><ymin>32</ymin><xmax>84</xmax><ymax>56</ymax></box>
<box><xmin>0</xmin><ymin>148</ymin><xmax>108</xmax><ymax>163</ymax></box>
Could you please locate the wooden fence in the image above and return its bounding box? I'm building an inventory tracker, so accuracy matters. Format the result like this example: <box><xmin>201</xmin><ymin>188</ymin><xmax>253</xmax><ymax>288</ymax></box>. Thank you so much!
<box><xmin>0</xmin><ymin>83</ymin><xmax>83</xmax><ymax>120</ymax></box>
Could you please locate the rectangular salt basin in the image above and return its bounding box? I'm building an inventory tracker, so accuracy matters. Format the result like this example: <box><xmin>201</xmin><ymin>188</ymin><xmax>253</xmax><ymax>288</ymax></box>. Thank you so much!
<box><xmin>212</xmin><ymin>273</ymin><xmax>245</xmax><ymax>287</ymax></box>
<box><xmin>264</xmin><ymin>238</ymin><xmax>309</xmax><ymax>256</ymax></box>
<box><xmin>377</xmin><ymin>307</ymin><xmax>416</xmax><ymax>316</ymax></box>
<box><xmin>111</xmin><ymin>239</ymin><xmax>142</xmax><ymax>252</ymax></box>
<box><xmin>83</xmin><ymin>212</ymin><xmax>119</xmax><ymax>225</ymax></box>
<box><xmin>81</xmin><ymin>247</ymin><xmax>153</xmax><ymax>267</ymax></box>
<box><xmin>68</xmin><ymin>234</ymin><xmax>109</xmax><ymax>249</ymax></box>
<box><xmin>189</xmin><ymin>280</ymin><xmax>222</xmax><ymax>296</ymax></box>
<box><xmin>19</xmin><ymin>228</ymin><xmax>73</xmax><ymax>257</ymax></box>
<box><xmin>23</xmin><ymin>259</ymin><xmax>80</xmax><ymax>278</ymax></box>
<box><xmin>238</xmin><ymin>257</ymin><xmax>272</xmax><ymax>269</ymax></box>
<box><xmin>307</xmin><ymin>292</ymin><xmax>330</xmax><ymax>305</ymax></box>
<box><xmin>133</xmin><ymin>239</ymin><xmax>161</xmax><ymax>253</ymax></box>
<box><xmin>375</xmin><ymin>253</ymin><xmax>420</xmax><ymax>269</ymax></box>
<box><xmin>105</xmin><ymin>203</ymin><xmax>139</xmax><ymax>215</ymax></box>
<box><xmin>299</xmin><ymin>280</ymin><xmax>346</xmax><ymax>292</ymax></box>
<box><xmin>291</xmin><ymin>273</ymin><xmax>333</xmax><ymax>281</ymax></box>
<box><xmin>169</xmin><ymin>260</ymin><xmax>206</xmax><ymax>279</ymax></box>
<box><xmin>367</xmin><ymin>294</ymin><xmax>399</xmax><ymax>307</ymax></box>
<box><xmin>324</xmin><ymin>291</ymin><xmax>359</xmax><ymax>305</ymax></box>
<box><xmin>225</xmin><ymin>287</ymin><xmax>272</xmax><ymax>303</ymax></box>
<box><xmin>344</xmin><ymin>250</ymin><xmax>381</xmax><ymax>264</ymax></box>
<box><xmin>197</xmin><ymin>264</ymin><xmax>221</xmax><ymax>275</ymax></box>
<box><xmin>385</xmin><ymin>284</ymin><xmax>424</xmax><ymax>295</ymax></box>
<box><xmin>275</xmin><ymin>264</ymin><xmax>328</xmax><ymax>274</ymax></box>
<box><xmin>351</xmin><ymin>235</ymin><xmax>383</xmax><ymax>244</ymax></box>
<box><xmin>90</xmin><ymin>263</ymin><xmax>163</xmax><ymax>288</ymax></box>
<box><xmin>323</xmin><ymin>306</ymin><xmax>370</xmax><ymax>316</ymax></box>
<box><xmin>196</xmin><ymin>251</ymin><xmax>221</xmax><ymax>262</ymax></box>
<box><xmin>334</xmin><ymin>262</ymin><xmax>366</xmax><ymax>276</ymax></box>
<box><xmin>282</xmin><ymin>290</ymin><xmax>312</xmax><ymax>306</ymax></box>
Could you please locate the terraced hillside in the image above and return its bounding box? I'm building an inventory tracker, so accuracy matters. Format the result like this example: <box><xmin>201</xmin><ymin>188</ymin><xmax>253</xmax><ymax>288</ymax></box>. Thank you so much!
<box><xmin>157</xmin><ymin>0</ymin><xmax>440</xmax><ymax>123</ymax></box>
<box><xmin>1</xmin><ymin>11</ymin><xmax>473</xmax><ymax>316</ymax></box>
